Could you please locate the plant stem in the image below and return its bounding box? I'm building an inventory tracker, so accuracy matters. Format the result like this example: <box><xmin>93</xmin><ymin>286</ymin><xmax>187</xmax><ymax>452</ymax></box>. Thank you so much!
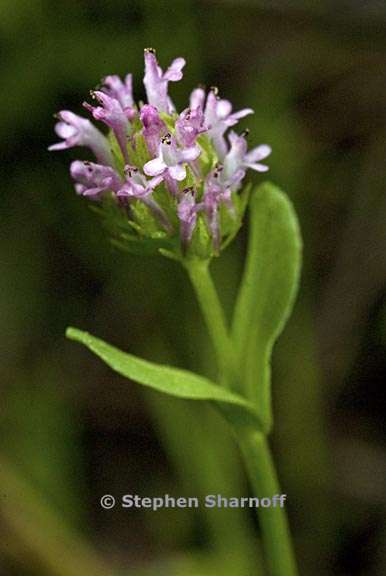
<box><xmin>237</xmin><ymin>428</ymin><xmax>299</xmax><ymax>576</ymax></box>
<box><xmin>186</xmin><ymin>259</ymin><xmax>235</xmax><ymax>387</ymax></box>
<box><xmin>186</xmin><ymin>258</ymin><xmax>298</xmax><ymax>576</ymax></box>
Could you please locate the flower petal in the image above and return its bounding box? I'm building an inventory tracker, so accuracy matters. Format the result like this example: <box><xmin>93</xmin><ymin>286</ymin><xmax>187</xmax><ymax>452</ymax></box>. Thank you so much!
<box><xmin>216</xmin><ymin>99</ymin><xmax>232</xmax><ymax>118</ymax></box>
<box><xmin>149</xmin><ymin>175</ymin><xmax>164</xmax><ymax>188</ymax></box>
<box><xmin>48</xmin><ymin>141</ymin><xmax>68</xmax><ymax>151</ymax></box>
<box><xmin>163</xmin><ymin>57</ymin><xmax>186</xmax><ymax>81</ymax></box>
<box><xmin>189</xmin><ymin>87</ymin><xmax>205</xmax><ymax>109</ymax></box>
<box><xmin>168</xmin><ymin>164</ymin><xmax>186</xmax><ymax>181</ymax></box>
<box><xmin>181</xmin><ymin>145</ymin><xmax>201</xmax><ymax>162</ymax></box>
<box><xmin>245</xmin><ymin>162</ymin><xmax>270</xmax><ymax>172</ymax></box>
<box><xmin>55</xmin><ymin>122</ymin><xmax>76</xmax><ymax>139</ymax></box>
<box><xmin>245</xmin><ymin>144</ymin><xmax>272</xmax><ymax>163</ymax></box>
<box><xmin>143</xmin><ymin>157</ymin><xmax>167</xmax><ymax>176</ymax></box>
<box><xmin>225</xmin><ymin>108</ymin><xmax>254</xmax><ymax>127</ymax></box>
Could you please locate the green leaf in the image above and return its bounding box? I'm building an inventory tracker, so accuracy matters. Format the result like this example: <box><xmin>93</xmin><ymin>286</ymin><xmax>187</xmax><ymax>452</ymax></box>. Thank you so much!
<box><xmin>66</xmin><ymin>327</ymin><xmax>263</xmax><ymax>431</ymax></box>
<box><xmin>232</xmin><ymin>182</ymin><xmax>302</xmax><ymax>429</ymax></box>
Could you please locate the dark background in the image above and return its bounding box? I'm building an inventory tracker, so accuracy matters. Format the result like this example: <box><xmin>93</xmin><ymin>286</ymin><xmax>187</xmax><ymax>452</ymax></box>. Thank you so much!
<box><xmin>1</xmin><ymin>1</ymin><xmax>385</xmax><ymax>575</ymax></box>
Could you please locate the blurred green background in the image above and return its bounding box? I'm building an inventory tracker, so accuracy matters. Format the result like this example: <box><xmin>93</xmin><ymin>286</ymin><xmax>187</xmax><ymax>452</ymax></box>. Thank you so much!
<box><xmin>1</xmin><ymin>1</ymin><xmax>385</xmax><ymax>575</ymax></box>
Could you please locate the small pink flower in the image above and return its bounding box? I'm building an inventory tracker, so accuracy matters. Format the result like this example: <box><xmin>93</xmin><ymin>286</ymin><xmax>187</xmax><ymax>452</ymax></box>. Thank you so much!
<box><xmin>102</xmin><ymin>74</ymin><xmax>135</xmax><ymax>116</ymax></box>
<box><xmin>140</xmin><ymin>104</ymin><xmax>167</xmax><ymax>157</ymax></box>
<box><xmin>223</xmin><ymin>131</ymin><xmax>271</xmax><ymax>183</ymax></box>
<box><xmin>176</xmin><ymin>107</ymin><xmax>207</xmax><ymax>147</ymax></box>
<box><xmin>177</xmin><ymin>188</ymin><xmax>201</xmax><ymax>247</ymax></box>
<box><xmin>190</xmin><ymin>88</ymin><xmax>253</xmax><ymax>159</ymax></box>
<box><xmin>143</xmin><ymin>48</ymin><xmax>185</xmax><ymax>113</ymax></box>
<box><xmin>144</xmin><ymin>134</ymin><xmax>200</xmax><ymax>184</ymax></box>
<box><xmin>49</xmin><ymin>111</ymin><xmax>113</xmax><ymax>166</ymax></box>
<box><xmin>117</xmin><ymin>167</ymin><xmax>171</xmax><ymax>231</ymax></box>
<box><xmin>70</xmin><ymin>160</ymin><xmax>122</xmax><ymax>198</ymax></box>
<box><xmin>84</xmin><ymin>91</ymin><xmax>130</xmax><ymax>162</ymax></box>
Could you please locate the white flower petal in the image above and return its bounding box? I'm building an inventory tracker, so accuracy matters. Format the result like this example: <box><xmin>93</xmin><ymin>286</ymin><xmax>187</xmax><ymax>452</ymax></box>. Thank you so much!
<box><xmin>181</xmin><ymin>145</ymin><xmax>200</xmax><ymax>162</ymax></box>
<box><xmin>245</xmin><ymin>144</ymin><xmax>272</xmax><ymax>163</ymax></box>
<box><xmin>169</xmin><ymin>164</ymin><xmax>186</xmax><ymax>181</ymax></box>
<box><xmin>189</xmin><ymin>87</ymin><xmax>205</xmax><ymax>109</ymax></box>
<box><xmin>164</xmin><ymin>58</ymin><xmax>186</xmax><ymax>81</ymax></box>
<box><xmin>216</xmin><ymin>99</ymin><xmax>232</xmax><ymax>118</ymax></box>
<box><xmin>55</xmin><ymin>122</ymin><xmax>76</xmax><ymax>138</ymax></box>
<box><xmin>143</xmin><ymin>157</ymin><xmax>167</xmax><ymax>176</ymax></box>
<box><xmin>246</xmin><ymin>162</ymin><xmax>270</xmax><ymax>172</ymax></box>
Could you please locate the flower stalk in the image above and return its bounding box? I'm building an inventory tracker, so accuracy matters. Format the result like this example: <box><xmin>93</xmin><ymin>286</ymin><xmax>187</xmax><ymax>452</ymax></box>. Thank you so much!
<box><xmin>185</xmin><ymin>259</ymin><xmax>236</xmax><ymax>388</ymax></box>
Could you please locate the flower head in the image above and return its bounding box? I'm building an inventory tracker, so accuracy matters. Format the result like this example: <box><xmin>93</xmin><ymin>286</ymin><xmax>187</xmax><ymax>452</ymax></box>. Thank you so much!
<box><xmin>50</xmin><ymin>49</ymin><xmax>271</xmax><ymax>260</ymax></box>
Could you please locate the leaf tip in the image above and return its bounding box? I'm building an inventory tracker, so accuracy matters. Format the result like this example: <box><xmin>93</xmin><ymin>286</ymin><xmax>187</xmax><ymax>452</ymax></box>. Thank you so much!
<box><xmin>66</xmin><ymin>326</ymin><xmax>82</xmax><ymax>341</ymax></box>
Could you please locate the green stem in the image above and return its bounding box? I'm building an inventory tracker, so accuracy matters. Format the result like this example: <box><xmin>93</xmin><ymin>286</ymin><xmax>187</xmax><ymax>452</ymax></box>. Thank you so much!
<box><xmin>237</xmin><ymin>428</ymin><xmax>299</xmax><ymax>576</ymax></box>
<box><xmin>185</xmin><ymin>258</ymin><xmax>298</xmax><ymax>576</ymax></box>
<box><xmin>185</xmin><ymin>259</ymin><xmax>235</xmax><ymax>387</ymax></box>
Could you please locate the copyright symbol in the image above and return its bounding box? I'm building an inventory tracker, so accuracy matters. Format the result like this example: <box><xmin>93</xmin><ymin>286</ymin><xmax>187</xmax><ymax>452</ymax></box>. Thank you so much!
<box><xmin>100</xmin><ymin>495</ymin><xmax>115</xmax><ymax>509</ymax></box>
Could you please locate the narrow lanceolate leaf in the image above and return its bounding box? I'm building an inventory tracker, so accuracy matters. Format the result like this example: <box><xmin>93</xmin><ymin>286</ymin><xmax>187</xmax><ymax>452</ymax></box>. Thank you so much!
<box><xmin>66</xmin><ymin>327</ymin><xmax>263</xmax><ymax>431</ymax></box>
<box><xmin>232</xmin><ymin>182</ymin><xmax>302</xmax><ymax>430</ymax></box>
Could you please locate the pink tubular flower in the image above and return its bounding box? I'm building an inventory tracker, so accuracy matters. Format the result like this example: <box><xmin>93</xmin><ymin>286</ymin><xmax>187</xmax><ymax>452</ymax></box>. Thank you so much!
<box><xmin>190</xmin><ymin>88</ymin><xmax>253</xmax><ymax>159</ymax></box>
<box><xmin>143</xmin><ymin>48</ymin><xmax>185</xmax><ymax>113</ymax></box>
<box><xmin>102</xmin><ymin>74</ymin><xmax>136</xmax><ymax>119</ymax></box>
<box><xmin>143</xmin><ymin>134</ymin><xmax>201</xmax><ymax>183</ymax></box>
<box><xmin>117</xmin><ymin>166</ymin><xmax>163</xmax><ymax>200</ymax></box>
<box><xmin>140</xmin><ymin>104</ymin><xmax>167</xmax><ymax>157</ymax></box>
<box><xmin>117</xmin><ymin>167</ymin><xmax>171</xmax><ymax>231</ymax></box>
<box><xmin>202</xmin><ymin>170</ymin><xmax>235</xmax><ymax>252</ymax></box>
<box><xmin>177</xmin><ymin>188</ymin><xmax>201</xmax><ymax>247</ymax></box>
<box><xmin>223</xmin><ymin>131</ymin><xmax>271</xmax><ymax>185</ymax></box>
<box><xmin>84</xmin><ymin>91</ymin><xmax>130</xmax><ymax>162</ymax></box>
<box><xmin>49</xmin><ymin>111</ymin><xmax>113</xmax><ymax>166</ymax></box>
<box><xmin>70</xmin><ymin>160</ymin><xmax>122</xmax><ymax>198</ymax></box>
<box><xmin>175</xmin><ymin>107</ymin><xmax>207</xmax><ymax>147</ymax></box>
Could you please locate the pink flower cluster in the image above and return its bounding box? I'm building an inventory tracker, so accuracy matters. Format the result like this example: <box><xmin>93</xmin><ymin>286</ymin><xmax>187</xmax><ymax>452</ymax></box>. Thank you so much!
<box><xmin>50</xmin><ymin>49</ymin><xmax>271</xmax><ymax>252</ymax></box>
